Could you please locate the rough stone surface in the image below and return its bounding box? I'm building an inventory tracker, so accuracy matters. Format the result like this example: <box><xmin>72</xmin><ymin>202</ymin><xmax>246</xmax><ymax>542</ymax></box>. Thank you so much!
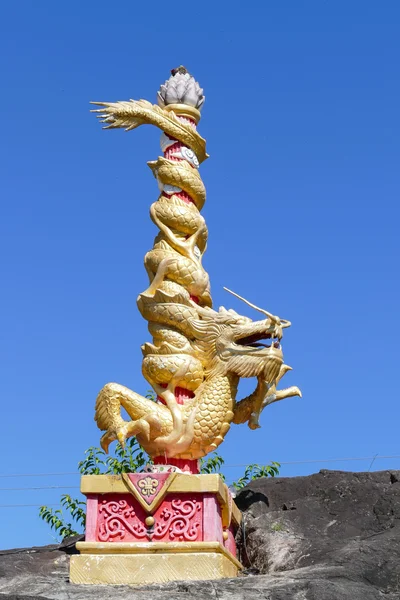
<box><xmin>0</xmin><ymin>470</ymin><xmax>399</xmax><ymax>599</ymax></box>
<box><xmin>235</xmin><ymin>469</ymin><xmax>400</xmax><ymax>598</ymax></box>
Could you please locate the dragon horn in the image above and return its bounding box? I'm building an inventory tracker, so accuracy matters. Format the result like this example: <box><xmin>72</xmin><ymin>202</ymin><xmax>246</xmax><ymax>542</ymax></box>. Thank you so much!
<box><xmin>223</xmin><ymin>287</ymin><xmax>278</xmax><ymax>322</ymax></box>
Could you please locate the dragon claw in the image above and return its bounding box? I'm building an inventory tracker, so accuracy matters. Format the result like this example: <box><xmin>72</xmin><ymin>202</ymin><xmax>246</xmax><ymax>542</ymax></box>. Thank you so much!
<box><xmin>100</xmin><ymin>426</ymin><xmax>127</xmax><ymax>454</ymax></box>
<box><xmin>100</xmin><ymin>431</ymin><xmax>115</xmax><ymax>454</ymax></box>
<box><xmin>99</xmin><ymin>415</ymin><xmax>156</xmax><ymax>455</ymax></box>
<box><xmin>117</xmin><ymin>430</ymin><xmax>127</xmax><ymax>448</ymax></box>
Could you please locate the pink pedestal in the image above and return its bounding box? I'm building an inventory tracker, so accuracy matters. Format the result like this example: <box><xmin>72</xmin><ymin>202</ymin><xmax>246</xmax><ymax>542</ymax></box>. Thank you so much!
<box><xmin>81</xmin><ymin>472</ymin><xmax>240</xmax><ymax>557</ymax></box>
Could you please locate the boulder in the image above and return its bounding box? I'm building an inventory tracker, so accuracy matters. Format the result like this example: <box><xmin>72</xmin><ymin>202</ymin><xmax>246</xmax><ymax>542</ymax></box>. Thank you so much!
<box><xmin>235</xmin><ymin>469</ymin><xmax>400</xmax><ymax>598</ymax></box>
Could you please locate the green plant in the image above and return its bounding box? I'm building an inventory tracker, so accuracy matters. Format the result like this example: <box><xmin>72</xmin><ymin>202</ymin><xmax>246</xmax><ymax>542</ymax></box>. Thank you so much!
<box><xmin>39</xmin><ymin>494</ymin><xmax>86</xmax><ymax>539</ymax></box>
<box><xmin>78</xmin><ymin>438</ymin><xmax>151</xmax><ymax>475</ymax></box>
<box><xmin>231</xmin><ymin>461</ymin><xmax>280</xmax><ymax>491</ymax></box>
<box><xmin>200</xmin><ymin>452</ymin><xmax>225</xmax><ymax>479</ymax></box>
<box><xmin>39</xmin><ymin>437</ymin><xmax>150</xmax><ymax>539</ymax></box>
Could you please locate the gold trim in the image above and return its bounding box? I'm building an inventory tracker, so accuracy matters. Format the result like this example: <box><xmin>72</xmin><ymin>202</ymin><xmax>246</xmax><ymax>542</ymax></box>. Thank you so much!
<box><xmin>164</xmin><ymin>103</ymin><xmax>201</xmax><ymax>123</ymax></box>
<box><xmin>76</xmin><ymin>540</ymin><xmax>242</xmax><ymax>569</ymax></box>
<box><xmin>232</xmin><ymin>500</ymin><xmax>241</xmax><ymax>525</ymax></box>
<box><xmin>221</xmin><ymin>483</ymin><xmax>232</xmax><ymax>528</ymax></box>
<box><xmin>220</xmin><ymin>485</ymin><xmax>241</xmax><ymax>527</ymax></box>
<box><xmin>81</xmin><ymin>473</ymin><xmax>224</xmax><ymax>501</ymax></box>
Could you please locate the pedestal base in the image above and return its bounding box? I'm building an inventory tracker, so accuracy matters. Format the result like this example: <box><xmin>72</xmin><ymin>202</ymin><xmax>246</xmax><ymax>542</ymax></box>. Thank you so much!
<box><xmin>70</xmin><ymin>473</ymin><xmax>242</xmax><ymax>585</ymax></box>
<box><xmin>70</xmin><ymin>542</ymin><xmax>241</xmax><ymax>585</ymax></box>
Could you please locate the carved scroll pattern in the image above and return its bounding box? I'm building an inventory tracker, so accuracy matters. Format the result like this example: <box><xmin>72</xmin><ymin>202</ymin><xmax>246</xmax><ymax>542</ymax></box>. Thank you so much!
<box><xmin>97</xmin><ymin>498</ymin><xmax>147</xmax><ymax>541</ymax></box>
<box><xmin>153</xmin><ymin>498</ymin><xmax>201</xmax><ymax>541</ymax></box>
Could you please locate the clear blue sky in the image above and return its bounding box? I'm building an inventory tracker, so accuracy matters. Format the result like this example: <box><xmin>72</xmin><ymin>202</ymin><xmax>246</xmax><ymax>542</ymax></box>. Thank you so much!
<box><xmin>1</xmin><ymin>1</ymin><xmax>399</xmax><ymax>550</ymax></box>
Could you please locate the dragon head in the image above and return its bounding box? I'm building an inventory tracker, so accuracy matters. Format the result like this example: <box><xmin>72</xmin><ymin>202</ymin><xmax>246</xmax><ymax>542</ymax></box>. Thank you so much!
<box><xmin>191</xmin><ymin>289</ymin><xmax>291</xmax><ymax>383</ymax></box>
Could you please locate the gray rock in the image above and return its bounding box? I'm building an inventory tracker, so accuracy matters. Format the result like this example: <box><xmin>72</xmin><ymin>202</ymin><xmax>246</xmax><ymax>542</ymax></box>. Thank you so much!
<box><xmin>235</xmin><ymin>469</ymin><xmax>400</xmax><ymax>597</ymax></box>
<box><xmin>0</xmin><ymin>470</ymin><xmax>399</xmax><ymax>599</ymax></box>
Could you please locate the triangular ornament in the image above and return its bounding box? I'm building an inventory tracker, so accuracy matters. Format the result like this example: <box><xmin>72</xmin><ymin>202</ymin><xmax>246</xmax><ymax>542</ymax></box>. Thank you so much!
<box><xmin>121</xmin><ymin>472</ymin><xmax>176</xmax><ymax>513</ymax></box>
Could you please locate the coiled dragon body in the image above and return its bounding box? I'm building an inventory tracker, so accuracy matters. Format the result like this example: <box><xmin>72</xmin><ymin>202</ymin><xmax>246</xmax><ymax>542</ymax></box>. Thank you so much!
<box><xmin>92</xmin><ymin>69</ymin><xmax>301</xmax><ymax>461</ymax></box>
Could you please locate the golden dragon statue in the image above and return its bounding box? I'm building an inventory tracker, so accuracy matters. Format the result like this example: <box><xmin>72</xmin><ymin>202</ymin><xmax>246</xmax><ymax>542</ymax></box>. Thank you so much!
<box><xmin>92</xmin><ymin>67</ymin><xmax>301</xmax><ymax>463</ymax></box>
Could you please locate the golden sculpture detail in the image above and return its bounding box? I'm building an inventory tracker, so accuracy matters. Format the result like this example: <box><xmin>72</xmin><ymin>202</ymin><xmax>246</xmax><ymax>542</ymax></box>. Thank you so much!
<box><xmin>92</xmin><ymin>67</ymin><xmax>301</xmax><ymax>461</ymax></box>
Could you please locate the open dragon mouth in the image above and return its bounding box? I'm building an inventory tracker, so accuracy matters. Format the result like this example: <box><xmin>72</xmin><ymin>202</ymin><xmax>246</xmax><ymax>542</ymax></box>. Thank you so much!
<box><xmin>236</xmin><ymin>332</ymin><xmax>281</xmax><ymax>350</ymax></box>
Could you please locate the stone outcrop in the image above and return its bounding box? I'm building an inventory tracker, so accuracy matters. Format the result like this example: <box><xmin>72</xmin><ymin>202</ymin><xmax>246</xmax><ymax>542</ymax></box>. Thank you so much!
<box><xmin>0</xmin><ymin>470</ymin><xmax>399</xmax><ymax>599</ymax></box>
<box><xmin>235</xmin><ymin>469</ymin><xmax>400</xmax><ymax>598</ymax></box>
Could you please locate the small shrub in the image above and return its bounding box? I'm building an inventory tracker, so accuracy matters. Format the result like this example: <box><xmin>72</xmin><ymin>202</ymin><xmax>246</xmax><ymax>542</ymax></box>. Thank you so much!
<box><xmin>200</xmin><ymin>452</ymin><xmax>225</xmax><ymax>478</ymax></box>
<box><xmin>39</xmin><ymin>437</ymin><xmax>149</xmax><ymax>539</ymax></box>
<box><xmin>231</xmin><ymin>462</ymin><xmax>281</xmax><ymax>491</ymax></box>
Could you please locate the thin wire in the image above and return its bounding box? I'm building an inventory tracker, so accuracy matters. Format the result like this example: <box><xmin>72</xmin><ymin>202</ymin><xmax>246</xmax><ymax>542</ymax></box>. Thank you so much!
<box><xmin>0</xmin><ymin>504</ymin><xmax>61</xmax><ymax>508</ymax></box>
<box><xmin>0</xmin><ymin>472</ymin><xmax>79</xmax><ymax>478</ymax></box>
<box><xmin>0</xmin><ymin>486</ymin><xmax>80</xmax><ymax>491</ymax></box>
<box><xmin>222</xmin><ymin>455</ymin><xmax>400</xmax><ymax>467</ymax></box>
<box><xmin>0</xmin><ymin>455</ymin><xmax>398</xmax><ymax>479</ymax></box>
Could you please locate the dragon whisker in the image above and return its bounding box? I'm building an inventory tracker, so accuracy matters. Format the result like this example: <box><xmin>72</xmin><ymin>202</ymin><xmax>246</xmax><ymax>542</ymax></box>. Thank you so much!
<box><xmin>223</xmin><ymin>287</ymin><xmax>279</xmax><ymax>323</ymax></box>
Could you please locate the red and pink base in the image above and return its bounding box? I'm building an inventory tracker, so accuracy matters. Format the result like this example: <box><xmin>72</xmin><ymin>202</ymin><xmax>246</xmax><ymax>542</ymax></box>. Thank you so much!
<box><xmin>70</xmin><ymin>470</ymin><xmax>242</xmax><ymax>585</ymax></box>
